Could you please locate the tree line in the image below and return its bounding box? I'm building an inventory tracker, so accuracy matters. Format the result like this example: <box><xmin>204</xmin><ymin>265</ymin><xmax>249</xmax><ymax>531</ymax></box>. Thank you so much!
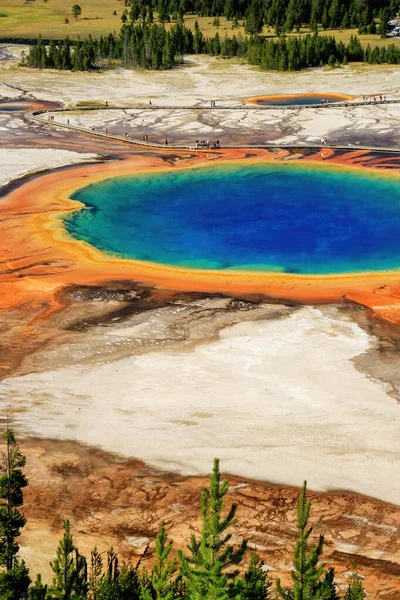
<box><xmin>1</xmin><ymin>428</ymin><xmax>368</xmax><ymax>599</ymax></box>
<box><xmin>124</xmin><ymin>0</ymin><xmax>400</xmax><ymax>33</ymax></box>
<box><xmin>23</xmin><ymin>19</ymin><xmax>400</xmax><ymax>72</ymax></box>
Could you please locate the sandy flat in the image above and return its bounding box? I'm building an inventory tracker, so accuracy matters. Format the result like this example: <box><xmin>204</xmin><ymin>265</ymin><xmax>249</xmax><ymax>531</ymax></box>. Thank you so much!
<box><xmin>0</xmin><ymin>148</ymin><xmax>99</xmax><ymax>187</ymax></box>
<box><xmin>1</xmin><ymin>306</ymin><xmax>399</xmax><ymax>504</ymax></box>
<box><xmin>1</xmin><ymin>54</ymin><xmax>400</xmax><ymax>106</ymax></box>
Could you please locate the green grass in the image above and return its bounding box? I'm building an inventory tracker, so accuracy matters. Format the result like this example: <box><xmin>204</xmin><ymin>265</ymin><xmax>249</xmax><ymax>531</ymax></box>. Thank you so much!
<box><xmin>0</xmin><ymin>0</ymin><xmax>124</xmax><ymax>39</ymax></box>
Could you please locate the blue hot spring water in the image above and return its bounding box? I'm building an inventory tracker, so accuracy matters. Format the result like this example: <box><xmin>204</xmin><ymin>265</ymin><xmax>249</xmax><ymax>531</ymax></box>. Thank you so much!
<box><xmin>65</xmin><ymin>163</ymin><xmax>400</xmax><ymax>274</ymax></box>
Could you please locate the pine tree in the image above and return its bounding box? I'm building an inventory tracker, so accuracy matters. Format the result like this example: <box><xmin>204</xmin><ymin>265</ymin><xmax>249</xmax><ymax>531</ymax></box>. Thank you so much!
<box><xmin>115</xmin><ymin>564</ymin><xmax>140</xmax><ymax>600</ymax></box>
<box><xmin>379</xmin><ymin>7</ymin><xmax>391</xmax><ymax>37</ymax></box>
<box><xmin>193</xmin><ymin>19</ymin><xmax>205</xmax><ymax>52</ymax></box>
<box><xmin>344</xmin><ymin>566</ymin><xmax>366</xmax><ymax>600</ymax></box>
<box><xmin>72</xmin><ymin>4</ymin><xmax>82</xmax><ymax>19</ymax></box>
<box><xmin>158</xmin><ymin>0</ymin><xmax>170</xmax><ymax>22</ymax></box>
<box><xmin>328</xmin><ymin>0</ymin><xmax>341</xmax><ymax>28</ymax></box>
<box><xmin>75</xmin><ymin>549</ymin><xmax>88</xmax><ymax>598</ymax></box>
<box><xmin>97</xmin><ymin>549</ymin><xmax>118</xmax><ymax>600</ymax></box>
<box><xmin>29</xmin><ymin>573</ymin><xmax>47</xmax><ymax>600</ymax></box>
<box><xmin>162</xmin><ymin>33</ymin><xmax>174</xmax><ymax>68</ymax></box>
<box><xmin>0</xmin><ymin>561</ymin><xmax>31</xmax><ymax>600</ymax></box>
<box><xmin>150</xmin><ymin>521</ymin><xmax>177</xmax><ymax>600</ymax></box>
<box><xmin>89</xmin><ymin>547</ymin><xmax>103</xmax><ymax>600</ymax></box>
<box><xmin>321</xmin><ymin>7</ymin><xmax>329</xmax><ymax>29</ymax></box>
<box><xmin>178</xmin><ymin>458</ymin><xmax>247</xmax><ymax>600</ymax></box>
<box><xmin>0</xmin><ymin>428</ymin><xmax>30</xmax><ymax>600</ymax></box>
<box><xmin>96</xmin><ymin>548</ymin><xmax>140</xmax><ymax>600</ymax></box>
<box><xmin>50</xmin><ymin>519</ymin><xmax>88</xmax><ymax>599</ymax></box>
<box><xmin>245</xmin><ymin>0</ymin><xmax>263</xmax><ymax>34</ymax></box>
<box><xmin>368</xmin><ymin>19</ymin><xmax>377</xmax><ymax>34</ymax></box>
<box><xmin>319</xmin><ymin>568</ymin><xmax>340</xmax><ymax>600</ymax></box>
<box><xmin>233</xmin><ymin>551</ymin><xmax>271</xmax><ymax>600</ymax></box>
<box><xmin>276</xmin><ymin>481</ymin><xmax>337</xmax><ymax>600</ymax></box>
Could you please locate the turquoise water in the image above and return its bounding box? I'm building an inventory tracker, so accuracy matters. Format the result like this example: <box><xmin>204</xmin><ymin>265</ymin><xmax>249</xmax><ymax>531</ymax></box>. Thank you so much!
<box><xmin>65</xmin><ymin>163</ymin><xmax>400</xmax><ymax>274</ymax></box>
<box><xmin>256</xmin><ymin>94</ymin><xmax>346</xmax><ymax>106</ymax></box>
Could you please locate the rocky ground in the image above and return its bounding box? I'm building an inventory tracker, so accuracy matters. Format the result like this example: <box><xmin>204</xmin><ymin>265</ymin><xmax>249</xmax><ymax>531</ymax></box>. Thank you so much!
<box><xmin>18</xmin><ymin>438</ymin><xmax>400</xmax><ymax>599</ymax></box>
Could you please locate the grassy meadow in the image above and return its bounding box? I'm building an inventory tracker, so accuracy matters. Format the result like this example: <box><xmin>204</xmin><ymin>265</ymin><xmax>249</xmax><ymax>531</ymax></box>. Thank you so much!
<box><xmin>0</xmin><ymin>0</ymin><xmax>125</xmax><ymax>39</ymax></box>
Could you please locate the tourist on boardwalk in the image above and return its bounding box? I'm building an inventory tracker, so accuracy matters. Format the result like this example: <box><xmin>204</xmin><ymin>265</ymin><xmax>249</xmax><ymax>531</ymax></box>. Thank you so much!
<box><xmin>106</xmin><ymin>128</ymin><xmax>108</xmax><ymax>134</ymax></box>
<box><xmin>105</xmin><ymin>101</ymin><xmax>108</xmax><ymax>107</ymax></box>
<box><xmin>149</xmin><ymin>100</ymin><xmax>152</xmax><ymax>106</ymax></box>
<box><xmin>165</xmin><ymin>138</ymin><xmax>168</xmax><ymax>146</ymax></box>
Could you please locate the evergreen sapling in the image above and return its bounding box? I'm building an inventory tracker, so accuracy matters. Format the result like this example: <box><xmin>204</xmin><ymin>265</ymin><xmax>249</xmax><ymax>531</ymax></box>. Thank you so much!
<box><xmin>178</xmin><ymin>458</ymin><xmax>247</xmax><ymax>600</ymax></box>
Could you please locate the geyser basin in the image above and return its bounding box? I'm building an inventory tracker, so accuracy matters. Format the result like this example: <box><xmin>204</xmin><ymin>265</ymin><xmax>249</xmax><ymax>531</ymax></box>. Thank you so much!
<box><xmin>247</xmin><ymin>93</ymin><xmax>354</xmax><ymax>106</ymax></box>
<box><xmin>66</xmin><ymin>163</ymin><xmax>400</xmax><ymax>275</ymax></box>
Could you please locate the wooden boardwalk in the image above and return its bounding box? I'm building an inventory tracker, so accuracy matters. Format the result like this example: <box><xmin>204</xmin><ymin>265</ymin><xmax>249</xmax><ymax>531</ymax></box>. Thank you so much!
<box><xmin>26</xmin><ymin>100</ymin><xmax>400</xmax><ymax>153</ymax></box>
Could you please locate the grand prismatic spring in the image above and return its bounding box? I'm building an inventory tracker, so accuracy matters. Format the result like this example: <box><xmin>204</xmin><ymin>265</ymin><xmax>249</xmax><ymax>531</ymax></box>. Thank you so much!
<box><xmin>66</xmin><ymin>163</ymin><xmax>400</xmax><ymax>274</ymax></box>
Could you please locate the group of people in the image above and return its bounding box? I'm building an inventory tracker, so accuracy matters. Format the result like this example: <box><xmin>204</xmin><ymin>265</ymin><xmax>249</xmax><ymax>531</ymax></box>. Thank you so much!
<box><xmin>321</xmin><ymin>137</ymin><xmax>328</xmax><ymax>145</ymax></box>
<box><xmin>104</xmin><ymin>129</ymin><xmax>133</xmax><ymax>141</ymax></box>
<box><xmin>195</xmin><ymin>139</ymin><xmax>220</xmax><ymax>148</ymax></box>
<box><xmin>142</xmin><ymin>135</ymin><xmax>149</xmax><ymax>142</ymax></box>
<box><xmin>210</xmin><ymin>100</ymin><xmax>217</xmax><ymax>107</ymax></box>
<box><xmin>362</xmin><ymin>95</ymin><xmax>387</xmax><ymax>102</ymax></box>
